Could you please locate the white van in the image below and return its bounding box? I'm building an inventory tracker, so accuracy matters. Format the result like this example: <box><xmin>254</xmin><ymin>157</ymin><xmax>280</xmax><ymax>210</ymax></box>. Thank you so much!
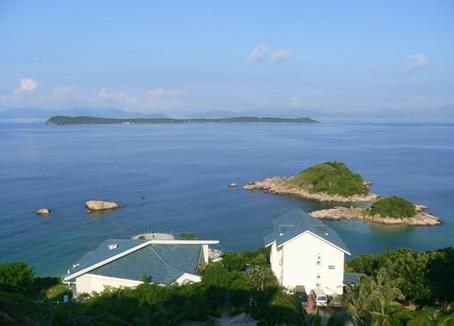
<box><xmin>311</xmin><ymin>288</ymin><xmax>328</xmax><ymax>307</ymax></box>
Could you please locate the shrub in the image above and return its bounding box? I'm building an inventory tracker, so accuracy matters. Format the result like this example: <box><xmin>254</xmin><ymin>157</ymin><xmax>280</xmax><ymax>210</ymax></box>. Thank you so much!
<box><xmin>178</xmin><ymin>233</ymin><xmax>197</xmax><ymax>240</ymax></box>
<box><xmin>289</xmin><ymin>161</ymin><xmax>368</xmax><ymax>196</ymax></box>
<box><xmin>367</xmin><ymin>196</ymin><xmax>416</xmax><ymax>218</ymax></box>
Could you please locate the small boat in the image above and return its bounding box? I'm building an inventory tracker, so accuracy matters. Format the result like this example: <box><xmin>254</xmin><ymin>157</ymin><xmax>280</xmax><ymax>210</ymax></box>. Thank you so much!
<box><xmin>228</xmin><ymin>182</ymin><xmax>237</xmax><ymax>188</ymax></box>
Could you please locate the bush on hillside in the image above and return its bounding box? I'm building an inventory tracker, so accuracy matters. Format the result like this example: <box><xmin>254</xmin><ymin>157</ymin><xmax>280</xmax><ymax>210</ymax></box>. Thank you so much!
<box><xmin>367</xmin><ymin>196</ymin><xmax>416</xmax><ymax>218</ymax></box>
<box><xmin>289</xmin><ymin>161</ymin><xmax>368</xmax><ymax>196</ymax></box>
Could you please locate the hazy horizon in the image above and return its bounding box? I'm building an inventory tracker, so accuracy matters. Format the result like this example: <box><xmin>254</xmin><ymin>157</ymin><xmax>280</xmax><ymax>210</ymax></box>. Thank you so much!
<box><xmin>1</xmin><ymin>1</ymin><xmax>453</xmax><ymax>120</ymax></box>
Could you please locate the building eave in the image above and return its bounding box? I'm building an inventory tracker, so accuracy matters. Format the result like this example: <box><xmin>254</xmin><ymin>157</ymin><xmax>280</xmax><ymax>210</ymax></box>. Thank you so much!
<box><xmin>277</xmin><ymin>230</ymin><xmax>351</xmax><ymax>255</ymax></box>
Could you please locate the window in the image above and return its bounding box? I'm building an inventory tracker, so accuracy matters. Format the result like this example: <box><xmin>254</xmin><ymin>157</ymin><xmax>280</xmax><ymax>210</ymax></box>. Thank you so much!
<box><xmin>328</xmin><ymin>265</ymin><xmax>335</xmax><ymax>270</ymax></box>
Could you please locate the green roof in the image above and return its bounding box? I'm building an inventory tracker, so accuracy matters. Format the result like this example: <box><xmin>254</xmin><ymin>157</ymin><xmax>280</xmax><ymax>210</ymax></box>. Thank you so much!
<box><xmin>264</xmin><ymin>209</ymin><xmax>350</xmax><ymax>254</ymax></box>
<box><xmin>65</xmin><ymin>239</ymin><xmax>203</xmax><ymax>285</ymax></box>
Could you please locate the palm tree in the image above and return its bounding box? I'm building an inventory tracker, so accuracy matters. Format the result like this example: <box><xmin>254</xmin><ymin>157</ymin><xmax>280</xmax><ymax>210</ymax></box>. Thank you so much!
<box><xmin>407</xmin><ymin>308</ymin><xmax>454</xmax><ymax>326</ymax></box>
<box><xmin>247</xmin><ymin>266</ymin><xmax>277</xmax><ymax>292</ymax></box>
<box><xmin>344</xmin><ymin>268</ymin><xmax>406</xmax><ymax>325</ymax></box>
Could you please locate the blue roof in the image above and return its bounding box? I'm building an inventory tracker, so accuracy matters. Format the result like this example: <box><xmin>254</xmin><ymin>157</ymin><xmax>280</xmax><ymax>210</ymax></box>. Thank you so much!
<box><xmin>344</xmin><ymin>272</ymin><xmax>360</xmax><ymax>285</ymax></box>
<box><xmin>264</xmin><ymin>209</ymin><xmax>350</xmax><ymax>254</ymax></box>
<box><xmin>90</xmin><ymin>244</ymin><xmax>202</xmax><ymax>285</ymax></box>
<box><xmin>68</xmin><ymin>239</ymin><xmax>146</xmax><ymax>275</ymax></box>
<box><xmin>65</xmin><ymin>239</ymin><xmax>203</xmax><ymax>285</ymax></box>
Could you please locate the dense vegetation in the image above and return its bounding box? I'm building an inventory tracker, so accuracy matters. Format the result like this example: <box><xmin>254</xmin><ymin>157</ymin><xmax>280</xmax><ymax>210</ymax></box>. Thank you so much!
<box><xmin>366</xmin><ymin>196</ymin><xmax>417</xmax><ymax>218</ymax></box>
<box><xmin>47</xmin><ymin>116</ymin><xmax>319</xmax><ymax>125</ymax></box>
<box><xmin>1</xmin><ymin>247</ymin><xmax>452</xmax><ymax>325</ymax></box>
<box><xmin>346</xmin><ymin>247</ymin><xmax>454</xmax><ymax>325</ymax></box>
<box><xmin>289</xmin><ymin>161</ymin><xmax>369</xmax><ymax>196</ymax></box>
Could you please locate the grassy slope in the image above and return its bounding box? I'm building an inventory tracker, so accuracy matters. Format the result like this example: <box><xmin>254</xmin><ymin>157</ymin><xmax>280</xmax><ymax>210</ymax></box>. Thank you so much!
<box><xmin>289</xmin><ymin>162</ymin><xmax>368</xmax><ymax>196</ymax></box>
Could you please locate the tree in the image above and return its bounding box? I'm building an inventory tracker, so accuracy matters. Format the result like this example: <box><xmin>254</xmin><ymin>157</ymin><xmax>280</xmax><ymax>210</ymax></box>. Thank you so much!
<box><xmin>380</xmin><ymin>249</ymin><xmax>432</xmax><ymax>302</ymax></box>
<box><xmin>427</xmin><ymin>248</ymin><xmax>454</xmax><ymax>304</ymax></box>
<box><xmin>222</xmin><ymin>252</ymin><xmax>246</xmax><ymax>272</ymax></box>
<box><xmin>201</xmin><ymin>262</ymin><xmax>231</xmax><ymax>288</ymax></box>
<box><xmin>0</xmin><ymin>261</ymin><xmax>34</xmax><ymax>292</ymax></box>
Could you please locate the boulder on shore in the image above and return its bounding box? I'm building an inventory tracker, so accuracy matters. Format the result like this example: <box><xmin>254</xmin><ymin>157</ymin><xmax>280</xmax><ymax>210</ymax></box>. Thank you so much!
<box><xmin>35</xmin><ymin>208</ymin><xmax>51</xmax><ymax>215</ymax></box>
<box><xmin>85</xmin><ymin>200</ymin><xmax>120</xmax><ymax>211</ymax></box>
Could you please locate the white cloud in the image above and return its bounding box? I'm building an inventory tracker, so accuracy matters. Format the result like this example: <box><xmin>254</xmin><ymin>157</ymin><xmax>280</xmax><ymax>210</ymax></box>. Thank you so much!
<box><xmin>402</xmin><ymin>54</ymin><xmax>428</xmax><ymax>74</ymax></box>
<box><xmin>272</xmin><ymin>49</ymin><xmax>291</xmax><ymax>63</ymax></box>
<box><xmin>14</xmin><ymin>78</ymin><xmax>38</xmax><ymax>96</ymax></box>
<box><xmin>146</xmin><ymin>88</ymin><xmax>184</xmax><ymax>98</ymax></box>
<box><xmin>96</xmin><ymin>88</ymin><xmax>137</xmax><ymax>105</ymax></box>
<box><xmin>144</xmin><ymin>88</ymin><xmax>185</xmax><ymax>108</ymax></box>
<box><xmin>290</xmin><ymin>97</ymin><xmax>303</xmax><ymax>108</ymax></box>
<box><xmin>53</xmin><ymin>87</ymin><xmax>74</xmax><ymax>97</ymax></box>
<box><xmin>248</xmin><ymin>43</ymin><xmax>268</xmax><ymax>62</ymax></box>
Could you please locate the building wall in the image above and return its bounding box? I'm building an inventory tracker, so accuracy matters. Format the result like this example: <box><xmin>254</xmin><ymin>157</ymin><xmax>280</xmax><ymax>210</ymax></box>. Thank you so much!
<box><xmin>269</xmin><ymin>242</ymin><xmax>283</xmax><ymax>284</ymax></box>
<box><xmin>277</xmin><ymin>232</ymin><xmax>345</xmax><ymax>295</ymax></box>
<box><xmin>75</xmin><ymin>273</ymin><xmax>143</xmax><ymax>296</ymax></box>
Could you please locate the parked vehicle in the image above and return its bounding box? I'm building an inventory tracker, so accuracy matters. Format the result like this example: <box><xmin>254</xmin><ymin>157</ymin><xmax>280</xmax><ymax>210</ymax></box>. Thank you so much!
<box><xmin>294</xmin><ymin>285</ymin><xmax>308</xmax><ymax>305</ymax></box>
<box><xmin>329</xmin><ymin>295</ymin><xmax>343</xmax><ymax>308</ymax></box>
<box><xmin>310</xmin><ymin>288</ymin><xmax>328</xmax><ymax>307</ymax></box>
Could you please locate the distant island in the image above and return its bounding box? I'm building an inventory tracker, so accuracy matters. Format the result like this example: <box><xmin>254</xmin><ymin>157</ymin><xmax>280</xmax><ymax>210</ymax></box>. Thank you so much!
<box><xmin>243</xmin><ymin>161</ymin><xmax>379</xmax><ymax>203</ymax></box>
<box><xmin>46</xmin><ymin>116</ymin><xmax>319</xmax><ymax>125</ymax></box>
<box><xmin>311</xmin><ymin>196</ymin><xmax>442</xmax><ymax>226</ymax></box>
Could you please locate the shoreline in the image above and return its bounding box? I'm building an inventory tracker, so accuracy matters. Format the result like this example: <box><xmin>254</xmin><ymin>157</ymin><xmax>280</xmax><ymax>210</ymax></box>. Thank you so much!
<box><xmin>243</xmin><ymin>177</ymin><xmax>379</xmax><ymax>203</ymax></box>
<box><xmin>310</xmin><ymin>206</ymin><xmax>442</xmax><ymax>226</ymax></box>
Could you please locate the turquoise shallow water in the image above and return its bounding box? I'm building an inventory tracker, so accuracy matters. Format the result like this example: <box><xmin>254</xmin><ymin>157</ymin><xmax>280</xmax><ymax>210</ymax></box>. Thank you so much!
<box><xmin>0</xmin><ymin>121</ymin><xmax>453</xmax><ymax>276</ymax></box>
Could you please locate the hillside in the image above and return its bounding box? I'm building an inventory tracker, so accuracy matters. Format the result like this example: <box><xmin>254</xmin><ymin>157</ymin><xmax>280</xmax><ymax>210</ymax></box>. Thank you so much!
<box><xmin>289</xmin><ymin>162</ymin><xmax>369</xmax><ymax>196</ymax></box>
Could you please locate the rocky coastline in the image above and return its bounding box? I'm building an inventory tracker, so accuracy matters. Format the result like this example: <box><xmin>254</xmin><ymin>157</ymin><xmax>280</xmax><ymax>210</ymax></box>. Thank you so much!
<box><xmin>243</xmin><ymin>177</ymin><xmax>379</xmax><ymax>203</ymax></box>
<box><xmin>310</xmin><ymin>206</ymin><xmax>442</xmax><ymax>226</ymax></box>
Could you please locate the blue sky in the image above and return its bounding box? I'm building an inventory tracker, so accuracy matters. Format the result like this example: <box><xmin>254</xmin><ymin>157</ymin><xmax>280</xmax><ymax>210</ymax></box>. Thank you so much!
<box><xmin>1</xmin><ymin>0</ymin><xmax>453</xmax><ymax>117</ymax></box>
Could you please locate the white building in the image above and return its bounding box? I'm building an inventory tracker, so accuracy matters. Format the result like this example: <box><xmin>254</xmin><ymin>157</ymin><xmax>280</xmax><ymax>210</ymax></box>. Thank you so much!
<box><xmin>64</xmin><ymin>238</ymin><xmax>219</xmax><ymax>296</ymax></box>
<box><xmin>264</xmin><ymin>209</ymin><xmax>351</xmax><ymax>296</ymax></box>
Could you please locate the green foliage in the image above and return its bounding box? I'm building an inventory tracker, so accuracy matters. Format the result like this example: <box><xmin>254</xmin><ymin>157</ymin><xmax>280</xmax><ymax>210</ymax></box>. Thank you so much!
<box><xmin>177</xmin><ymin>232</ymin><xmax>198</xmax><ymax>240</ymax></box>
<box><xmin>348</xmin><ymin>254</ymin><xmax>380</xmax><ymax>277</ymax></box>
<box><xmin>344</xmin><ymin>269</ymin><xmax>405</xmax><ymax>325</ymax></box>
<box><xmin>222</xmin><ymin>252</ymin><xmax>247</xmax><ymax>271</ymax></box>
<box><xmin>349</xmin><ymin>247</ymin><xmax>454</xmax><ymax>305</ymax></box>
<box><xmin>289</xmin><ymin>161</ymin><xmax>369</xmax><ymax>196</ymax></box>
<box><xmin>427</xmin><ymin>247</ymin><xmax>454</xmax><ymax>303</ymax></box>
<box><xmin>367</xmin><ymin>195</ymin><xmax>417</xmax><ymax>218</ymax></box>
<box><xmin>201</xmin><ymin>262</ymin><xmax>232</xmax><ymax>288</ymax></box>
<box><xmin>247</xmin><ymin>266</ymin><xmax>278</xmax><ymax>292</ymax></box>
<box><xmin>0</xmin><ymin>261</ymin><xmax>34</xmax><ymax>292</ymax></box>
<box><xmin>242</xmin><ymin>247</ymin><xmax>270</xmax><ymax>266</ymax></box>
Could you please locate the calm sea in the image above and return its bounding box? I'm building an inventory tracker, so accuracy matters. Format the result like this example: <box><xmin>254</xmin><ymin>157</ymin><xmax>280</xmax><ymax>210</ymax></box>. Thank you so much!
<box><xmin>0</xmin><ymin>120</ymin><xmax>453</xmax><ymax>276</ymax></box>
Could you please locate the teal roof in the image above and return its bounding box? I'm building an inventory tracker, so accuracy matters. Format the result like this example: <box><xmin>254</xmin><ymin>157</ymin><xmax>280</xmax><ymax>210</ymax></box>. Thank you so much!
<box><xmin>65</xmin><ymin>239</ymin><xmax>203</xmax><ymax>285</ymax></box>
<box><xmin>264</xmin><ymin>209</ymin><xmax>350</xmax><ymax>254</ymax></box>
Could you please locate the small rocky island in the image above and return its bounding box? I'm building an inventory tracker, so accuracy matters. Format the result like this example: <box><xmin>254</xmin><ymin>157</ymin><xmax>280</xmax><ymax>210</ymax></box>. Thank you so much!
<box><xmin>310</xmin><ymin>196</ymin><xmax>441</xmax><ymax>226</ymax></box>
<box><xmin>244</xmin><ymin>162</ymin><xmax>378</xmax><ymax>203</ymax></box>
<box><xmin>85</xmin><ymin>200</ymin><xmax>121</xmax><ymax>211</ymax></box>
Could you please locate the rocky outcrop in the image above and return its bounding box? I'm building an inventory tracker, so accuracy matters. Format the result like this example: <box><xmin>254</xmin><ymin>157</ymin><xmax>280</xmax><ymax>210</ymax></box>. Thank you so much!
<box><xmin>243</xmin><ymin>177</ymin><xmax>379</xmax><ymax>203</ymax></box>
<box><xmin>35</xmin><ymin>208</ymin><xmax>51</xmax><ymax>215</ymax></box>
<box><xmin>85</xmin><ymin>200</ymin><xmax>121</xmax><ymax>211</ymax></box>
<box><xmin>310</xmin><ymin>206</ymin><xmax>442</xmax><ymax>226</ymax></box>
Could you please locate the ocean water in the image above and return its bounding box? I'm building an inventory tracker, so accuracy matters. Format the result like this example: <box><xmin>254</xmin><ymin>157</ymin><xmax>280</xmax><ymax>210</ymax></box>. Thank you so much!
<box><xmin>0</xmin><ymin>121</ymin><xmax>453</xmax><ymax>276</ymax></box>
